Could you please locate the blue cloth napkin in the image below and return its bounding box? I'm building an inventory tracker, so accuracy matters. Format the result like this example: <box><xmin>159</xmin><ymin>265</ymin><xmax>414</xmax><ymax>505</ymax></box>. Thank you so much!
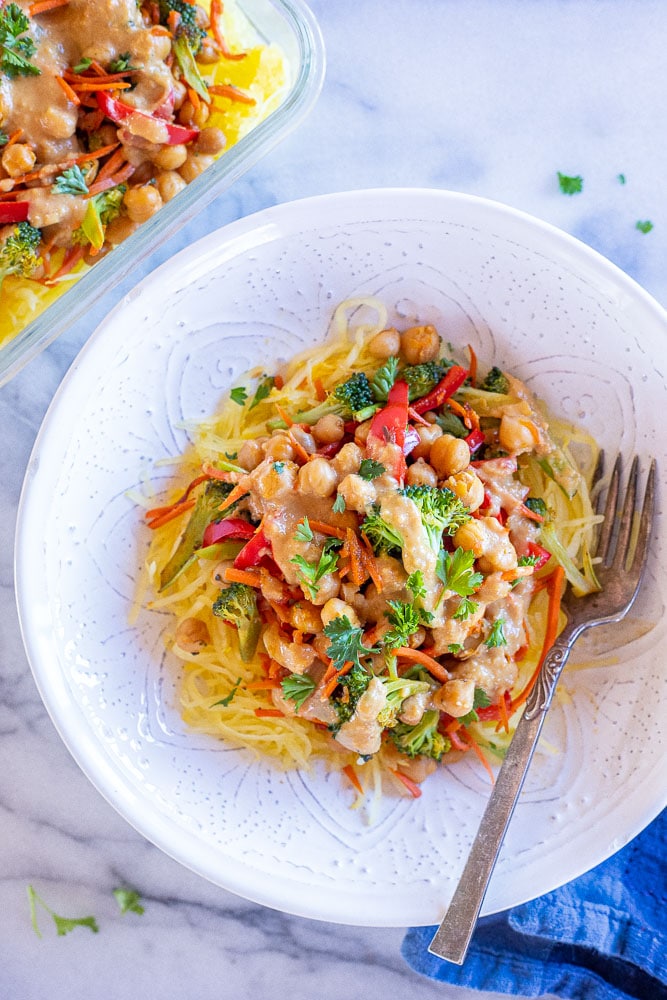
<box><xmin>402</xmin><ymin>809</ymin><xmax>666</xmax><ymax>1000</ymax></box>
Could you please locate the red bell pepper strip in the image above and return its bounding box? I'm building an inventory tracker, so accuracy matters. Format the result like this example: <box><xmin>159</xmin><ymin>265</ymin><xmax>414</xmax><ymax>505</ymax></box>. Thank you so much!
<box><xmin>0</xmin><ymin>202</ymin><xmax>30</xmax><ymax>224</ymax></box>
<box><xmin>368</xmin><ymin>379</ymin><xmax>410</xmax><ymax>480</ymax></box>
<box><xmin>202</xmin><ymin>517</ymin><xmax>256</xmax><ymax>548</ymax></box>
<box><xmin>465</xmin><ymin>427</ymin><xmax>485</xmax><ymax>453</ymax></box>
<box><xmin>412</xmin><ymin>365</ymin><xmax>469</xmax><ymax>415</ymax></box>
<box><xmin>525</xmin><ymin>540</ymin><xmax>552</xmax><ymax>570</ymax></box>
<box><xmin>233</xmin><ymin>527</ymin><xmax>272</xmax><ymax>569</ymax></box>
<box><xmin>96</xmin><ymin>91</ymin><xmax>199</xmax><ymax>145</ymax></box>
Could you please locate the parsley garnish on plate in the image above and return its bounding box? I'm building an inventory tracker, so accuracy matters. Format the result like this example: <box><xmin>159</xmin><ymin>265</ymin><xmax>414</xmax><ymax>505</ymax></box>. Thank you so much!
<box><xmin>557</xmin><ymin>171</ymin><xmax>583</xmax><ymax>195</ymax></box>
<box><xmin>211</xmin><ymin>677</ymin><xmax>242</xmax><ymax>707</ymax></box>
<box><xmin>27</xmin><ymin>885</ymin><xmax>99</xmax><ymax>938</ymax></box>
<box><xmin>294</xmin><ymin>516</ymin><xmax>314</xmax><ymax>542</ymax></box>
<box><xmin>249</xmin><ymin>375</ymin><xmax>274</xmax><ymax>410</ymax></box>
<box><xmin>332</xmin><ymin>493</ymin><xmax>346</xmax><ymax>513</ymax></box>
<box><xmin>230</xmin><ymin>386</ymin><xmax>248</xmax><ymax>406</ymax></box>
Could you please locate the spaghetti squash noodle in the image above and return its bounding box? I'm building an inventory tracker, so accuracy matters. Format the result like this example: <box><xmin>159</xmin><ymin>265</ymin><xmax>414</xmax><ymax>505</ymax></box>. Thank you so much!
<box><xmin>142</xmin><ymin>298</ymin><xmax>601</xmax><ymax>800</ymax></box>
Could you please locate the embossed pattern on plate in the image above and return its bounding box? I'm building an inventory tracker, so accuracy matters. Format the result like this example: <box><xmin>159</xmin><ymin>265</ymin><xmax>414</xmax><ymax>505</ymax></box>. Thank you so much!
<box><xmin>15</xmin><ymin>189</ymin><xmax>667</xmax><ymax>926</ymax></box>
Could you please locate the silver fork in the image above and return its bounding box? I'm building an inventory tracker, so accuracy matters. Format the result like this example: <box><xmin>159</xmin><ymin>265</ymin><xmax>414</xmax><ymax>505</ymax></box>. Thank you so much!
<box><xmin>428</xmin><ymin>453</ymin><xmax>656</xmax><ymax>964</ymax></box>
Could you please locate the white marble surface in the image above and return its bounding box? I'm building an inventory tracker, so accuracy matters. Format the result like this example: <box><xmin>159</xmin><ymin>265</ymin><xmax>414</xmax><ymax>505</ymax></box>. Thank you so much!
<box><xmin>1</xmin><ymin>2</ymin><xmax>665</xmax><ymax>997</ymax></box>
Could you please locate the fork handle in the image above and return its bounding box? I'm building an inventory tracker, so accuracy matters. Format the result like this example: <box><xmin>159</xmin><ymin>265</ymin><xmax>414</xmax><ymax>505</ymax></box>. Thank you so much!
<box><xmin>428</xmin><ymin>624</ymin><xmax>582</xmax><ymax>964</ymax></box>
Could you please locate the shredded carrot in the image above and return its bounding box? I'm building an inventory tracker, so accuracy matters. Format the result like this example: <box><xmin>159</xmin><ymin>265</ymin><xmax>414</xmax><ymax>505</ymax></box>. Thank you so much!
<box><xmin>267</xmin><ymin>658</ymin><xmax>283</xmax><ymax>678</ymax></box>
<box><xmin>200</xmin><ymin>461</ymin><xmax>238</xmax><ymax>482</ymax></box>
<box><xmin>210</xmin><ymin>0</ymin><xmax>247</xmax><ymax>59</ymax></box>
<box><xmin>342</xmin><ymin>764</ymin><xmax>363</xmax><ymax>795</ymax></box>
<box><xmin>391</xmin><ymin>769</ymin><xmax>422</xmax><ymax>798</ymax></box>
<box><xmin>359</xmin><ymin>539</ymin><xmax>384</xmax><ymax>593</ymax></box>
<box><xmin>448</xmin><ymin>727</ymin><xmax>469</xmax><ymax>752</ymax></box>
<box><xmin>273</xmin><ymin>374</ymin><xmax>284</xmax><ymax>390</ymax></box>
<box><xmin>5</xmin><ymin>128</ymin><xmax>24</xmax><ymax>147</ymax></box>
<box><xmin>71</xmin><ymin>80</ymin><xmax>132</xmax><ymax>91</ymax></box>
<box><xmin>224</xmin><ymin>567</ymin><xmax>262</xmax><ymax>588</ymax></box>
<box><xmin>346</xmin><ymin>528</ymin><xmax>367</xmax><ymax>587</ymax></box>
<box><xmin>497</xmin><ymin>692</ymin><xmax>510</xmax><ymax>734</ymax></box>
<box><xmin>444</xmin><ymin>718</ymin><xmax>461</xmax><ymax>735</ymax></box>
<box><xmin>275</xmin><ymin>402</ymin><xmax>294</xmax><ymax>427</ymax></box>
<box><xmin>510</xmin><ymin>565</ymin><xmax>565</xmax><ymax>712</ymax></box>
<box><xmin>167</xmin><ymin>9</ymin><xmax>182</xmax><ymax>34</ymax></box>
<box><xmin>308</xmin><ymin>519</ymin><xmax>347</xmax><ymax>539</ymax></box>
<box><xmin>55</xmin><ymin>75</ymin><xmax>81</xmax><ymax>105</ymax></box>
<box><xmin>146</xmin><ymin>498</ymin><xmax>196</xmax><ymax>529</ymax></box>
<box><xmin>286</xmin><ymin>429</ymin><xmax>310</xmax><ymax>464</ymax></box>
<box><xmin>394</xmin><ymin>646</ymin><xmax>449</xmax><ymax>683</ymax></box>
<box><xmin>44</xmin><ymin>245</ymin><xmax>85</xmax><ymax>283</ymax></box>
<box><xmin>468</xmin><ymin>344</ymin><xmax>478</xmax><ymax>386</ymax></box>
<box><xmin>209</xmin><ymin>83</ymin><xmax>256</xmax><ymax>105</ymax></box>
<box><xmin>245</xmin><ymin>679</ymin><xmax>280</xmax><ymax>691</ymax></box>
<box><xmin>519</xmin><ymin>503</ymin><xmax>545</xmax><ymax>523</ymax></box>
<box><xmin>187</xmin><ymin>87</ymin><xmax>202</xmax><ymax>112</ymax></box>
<box><xmin>447</xmin><ymin>397</ymin><xmax>473</xmax><ymax>428</ymax></box>
<box><xmin>322</xmin><ymin>662</ymin><xmax>353</xmax><ymax>699</ymax></box>
<box><xmin>145</xmin><ymin>473</ymin><xmax>209</xmax><ymax>523</ymax></box>
<box><xmin>314</xmin><ymin>377</ymin><xmax>327</xmax><ymax>402</ymax></box>
<box><xmin>460</xmin><ymin>730</ymin><xmax>495</xmax><ymax>784</ymax></box>
<box><xmin>293</xmin><ymin>629</ymin><xmax>304</xmax><ymax>645</ymax></box>
<box><xmin>29</xmin><ymin>0</ymin><xmax>69</xmax><ymax>14</ymax></box>
<box><xmin>90</xmin><ymin>147</ymin><xmax>126</xmax><ymax>184</ymax></box>
<box><xmin>407</xmin><ymin>406</ymin><xmax>430</xmax><ymax>426</ymax></box>
<box><xmin>254</xmin><ymin>708</ymin><xmax>284</xmax><ymax>718</ymax></box>
<box><xmin>218</xmin><ymin>481</ymin><xmax>249</xmax><ymax>511</ymax></box>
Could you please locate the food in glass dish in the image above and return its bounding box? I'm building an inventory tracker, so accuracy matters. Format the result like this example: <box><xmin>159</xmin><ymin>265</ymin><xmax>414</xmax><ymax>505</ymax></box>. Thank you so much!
<box><xmin>140</xmin><ymin>298</ymin><xmax>601</xmax><ymax>802</ymax></box>
<box><xmin>0</xmin><ymin>0</ymin><xmax>287</xmax><ymax>347</ymax></box>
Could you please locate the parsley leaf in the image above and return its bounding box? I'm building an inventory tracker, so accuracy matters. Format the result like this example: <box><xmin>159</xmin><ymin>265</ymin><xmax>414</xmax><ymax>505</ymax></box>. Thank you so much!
<box><xmin>636</xmin><ymin>220</ymin><xmax>653</xmax><ymax>234</ymax></box>
<box><xmin>0</xmin><ymin>129</ymin><xmax>8</xmax><ymax>146</ymax></box>
<box><xmin>211</xmin><ymin>677</ymin><xmax>242</xmax><ymax>707</ymax></box>
<box><xmin>53</xmin><ymin>164</ymin><xmax>89</xmax><ymax>196</ymax></box>
<box><xmin>249</xmin><ymin>375</ymin><xmax>274</xmax><ymax>410</ymax></box>
<box><xmin>109</xmin><ymin>52</ymin><xmax>136</xmax><ymax>72</ymax></box>
<box><xmin>272</xmin><ymin>461</ymin><xmax>285</xmax><ymax>474</ymax></box>
<box><xmin>448</xmin><ymin>643</ymin><xmax>463</xmax><ymax>655</ymax></box>
<box><xmin>457</xmin><ymin>686</ymin><xmax>493</xmax><ymax>725</ymax></box>
<box><xmin>332</xmin><ymin>493</ymin><xmax>346</xmax><ymax>514</ymax></box>
<box><xmin>27</xmin><ymin>885</ymin><xmax>99</xmax><ymax>939</ymax></box>
<box><xmin>485</xmin><ymin>617</ymin><xmax>507</xmax><ymax>648</ymax></box>
<box><xmin>518</xmin><ymin>554</ymin><xmax>540</xmax><ymax>568</ymax></box>
<box><xmin>557</xmin><ymin>171</ymin><xmax>583</xmax><ymax>195</ymax></box>
<box><xmin>358</xmin><ymin>458</ymin><xmax>385</xmax><ymax>481</ymax></box>
<box><xmin>113</xmin><ymin>888</ymin><xmax>145</xmax><ymax>916</ymax></box>
<box><xmin>0</xmin><ymin>5</ymin><xmax>40</xmax><ymax>78</ymax></box>
<box><xmin>383</xmin><ymin>600</ymin><xmax>422</xmax><ymax>649</ymax></box>
<box><xmin>280</xmin><ymin>672</ymin><xmax>316</xmax><ymax>711</ymax></box>
<box><xmin>291</xmin><ymin>540</ymin><xmax>341</xmax><ymax>600</ymax></box>
<box><xmin>617</xmin><ymin>173</ymin><xmax>626</xmax><ymax>185</ymax></box>
<box><xmin>323</xmin><ymin>615</ymin><xmax>379</xmax><ymax>671</ymax></box>
<box><xmin>436</xmin><ymin>547</ymin><xmax>483</xmax><ymax>597</ymax></box>
<box><xmin>72</xmin><ymin>56</ymin><xmax>93</xmax><ymax>73</ymax></box>
<box><xmin>230</xmin><ymin>386</ymin><xmax>248</xmax><ymax>406</ymax></box>
<box><xmin>294</xmin><ymin>517</ymin><xmax>314</xmax><ymax>543</ymax></box>
<box><xmin>406</xmin><ymin>570</ymin><xmax>427</xmax><ymax>601</ymax></box>
<box><xmin>452</xmin><ymin>596</ymin><xmax>479</xmax><ymax>621</ymax></box>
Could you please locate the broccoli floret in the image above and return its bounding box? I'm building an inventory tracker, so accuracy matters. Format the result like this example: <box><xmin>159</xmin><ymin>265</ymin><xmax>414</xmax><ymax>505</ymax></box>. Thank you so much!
<box><xmin>400</xmin><ymin>484</ymin><xmax>472</xmax><ymax>551</ymax></box>
<box><xmin>212</xmin><ymin>582</ymin><xmax>261</xmax><ymax>662</ymax></box>
<box><xmin>376</xmin><ymin>674</ymin><xmax>432</xmax><ymax>729</ymax></box>
<box><xmin>401</xmin><ymin>361</ymin><xmax>449</xmax><ymax>401</ymax></box>
<box><xmin>360</xmin><ymin>504</ymin><xmax>404</xmax><ymax>556</ymax></box>
<box><xmin>524</xmin><ymin>496</ymin><xmax>549</xmax><ymax>520</ymax></box>
<box><xmin>296</xmin><ymin>371</ymin><xmax>377</xmax><ymax>425</ymax></box>
<box><xmin>480</xmin><ymin>366</ymin><xmax>510</xmax><ymax>394</ymax></box>
<box><xmin>158</xmin><ymin>0</ymin><xmax>206</xmax><ymax>51</ymax></box>
<box><xmin>390</xmin><ymin>710</ymin><xmax>450</xmax><ymax>761</ymax></box>
<box><xmin>0</xmin><ymin>222</ymin><xmax>40</xmax><ymax>287</ymax></box>
<box><xmin>159</xmin><ymin>480</ymin><xmax>241</xmax><ymax>590</ymax></box>
<box><xmin>328</xmin><ymin>663</ymin><xmax>372</xmax><ymax>735</ymax></box>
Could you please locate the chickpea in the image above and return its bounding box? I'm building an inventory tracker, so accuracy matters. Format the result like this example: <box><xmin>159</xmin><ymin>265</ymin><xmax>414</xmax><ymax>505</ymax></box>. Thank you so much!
<box><xmin>430</xmin><ymin>434</ymin><xmax>471</xmax><ymax>478</ymax></box>
<box><xmin>368</xmin><ymin>326</ymin><xmax>400</xmax><ymax>359</ymax></box>
<box><xmin>196</xmin><ymin>36</ymin><xmax>221</xmax><ymax>63</ymax></box>
<box><xmin>432</xmin><ymin>678</ymin><xmax>476</xmax><ymax>718</ymax></box>
<box><xmin>354</xmin><ymin>418</ymin><xmax>372</xmax><ymax>446</ymax></box>
<box><xmin>179</xmin><ymin>151</ymin><xmax>214</xmax><ymax>183</ymax></box>
<box><xmin>332</xmin><ymin>442</ymin><xmax>363</xmax><ymax>478</ymax></box>
<box><xmin>195</xmin><ymin>127</ymin><xmax>227</xmax><ymax>156</ymax></box>
<box><xmin>174</xmin><ymin>617</ymin><xmax>210</xmax><ymax>654</ymax></box>
<box><xmin>172</xmin><ymin>79</ymin><xmax>188</xmax><ymax>110</ymax></box>
<box><xmin>290</xmin><ymin>602</ymin><xmax>323</xmax><ymax>633</ymax></box>
<box><xmin>2</xmin><ymin>143</ymin><xmax>36</xmax><ymax>177</ymax></box>
<box><xmin>290</xmin><ymin>425</ymin><xmax>317</xmax><ymax>454</ymax></box>
<box><xmin>400</xmin><ymin>324</ymin><xmax>441</xmax><ymax>364</ymax></box>
<box><xmin>42</xmin><ymin>107</ymin><xmax>76</xmax><ymax>139</ymax></box>
<box><xmin>95</xmin><ymin>124</ymin><xmax>119</xmax><ymax>147</ymax></box>
<box><xmin>452</xmin><ymin>519</ymin><xmax>486</xmax><ymax>558</ymax></box>
<box><xmin>155</xmin><ymin>170</ymin><xmax>187</xmax><ymax>203</ymax></box>
<box><xmin>312</xmin><ymin>413</ymin><xmax>345</xmax><ymax>445</ymax></box>
<box><xmin>104</xmin><ymin>215</ymin><xmax>139</xmax><ymax>246</ymax></box>
<box><xmin>255</xmin><ymin>459</ymin><xmax>297</xmax><ymax>500</ymax></box>
<box><xmin>297</xmin><ymin>457</ymin><xmax>338</xmax><ymax>497</ymax></box>
<box><xmin>337</xmin><ymin>473</ymin><xmax>376</xmax><ymax>513</ymax></box>
<box><xmin>446</xmin><ymin>468</ymin><xmax>485</xmax><ymax>511</ymax></box>
<box><xmin>263</xmin><ymin>433</ymin><xmax>295</xmax><ymax>463</ymax></box>
<box><xmin>310</xmin><ymin>572</ymin><xmax>340</xmax><ymax>606</ymax></box>
<box><xmin>237</xmin><ymin>438</ymin><xmax>264</xmax><ymax>471</ymax></box>
<box><xmin>178</xmin><ymin>99</ymin><xmax>210</xmax><ymax>128</ymax></box>
<box><xmin>411</xmin><ymin>421</ymin><xmax>443</xmax><ymax>461</ymax></box>
<box><xmin>123</xmin><ymin>184</ymin><xmax>163</xmax><ymax>223</ymax></box>
<box><xmin>320</xmin><ymin>598</ymin><xmax>360</xmax><ymax>629</ymax></box>
<box><xmin>498</xmin><ymin>414</ymin><xmax>539</xmax><ymax>455</ymax></box>
<box><xmin>152</xmin><ymin>143</ymin><xmax>188</xmax><ymax>170</ymax></box>
<box><xmin>405</xmin><ymin>458</ymin><xmax>438</xmax><ymax>487</ymax></box>
<box><xmin>454</xmin><ymin>516</ymin><xmax>517</xmax><ymax>572</ymax></box>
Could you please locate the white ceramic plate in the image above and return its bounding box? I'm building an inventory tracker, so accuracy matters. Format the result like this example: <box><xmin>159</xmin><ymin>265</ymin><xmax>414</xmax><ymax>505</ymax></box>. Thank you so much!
<box><xmin>16</xmin><ymin>189</ymin><xmax>667</xmax><ymax>927</ymax></box>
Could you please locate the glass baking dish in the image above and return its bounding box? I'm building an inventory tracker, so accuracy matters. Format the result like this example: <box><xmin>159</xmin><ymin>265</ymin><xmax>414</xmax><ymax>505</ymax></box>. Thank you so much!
<box><xmin>0</xmin><ymin>0</ymin><xmax>325</xmax><ymax>388</ymax></box>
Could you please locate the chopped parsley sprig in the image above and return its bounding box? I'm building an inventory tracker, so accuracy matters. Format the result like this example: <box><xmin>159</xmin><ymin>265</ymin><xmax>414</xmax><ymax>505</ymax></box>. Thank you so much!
<box><xmin>291</xmin><ymin>537</ymin><xmax>342</xmax><ymax>600</ymax></box>
<box><xmin>323</xmin><ymin>615</ymin><xmax>379</xmax><ymax>671</ymax></box>
<box><xmin>0</xmin><ymin>4</ymin><xmax>39</xmax><ymax>79</ymax></box>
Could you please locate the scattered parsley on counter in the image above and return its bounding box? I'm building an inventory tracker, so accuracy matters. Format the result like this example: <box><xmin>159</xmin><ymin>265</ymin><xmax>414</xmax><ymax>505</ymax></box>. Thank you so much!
<box><xmin>617</xmin><ymin>173</ymin><xmax>626</xmax><ymax>184</ymax></box>
<box><xmin>27</xmin><ymin>885</ymin><xmax>99</xmax><ymax>938</ymax></box>
<box><xmin>557</xmin><ymin>172</ymin><xmax>583</xmax><ymax>195</ymax></box>
<box><xmin>636</xmin><ymin>220</ymin><xmax>653</xmax><ymax>234</ymax></box>
<box><xmin>113</xmin><ymin>888</ymin><xmax>145</xmax><ymax>916</ymax></box>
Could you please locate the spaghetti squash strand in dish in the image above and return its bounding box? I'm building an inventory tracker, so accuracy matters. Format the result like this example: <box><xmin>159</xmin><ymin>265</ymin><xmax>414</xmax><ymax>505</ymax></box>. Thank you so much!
<box><xmin>142</xmin><ymin>299</ymin><xmax>601</xmax><ymax>800</ymax></box>
<box><xmin>0</xmin><ymin>0</ymin><xmax>287</xmax><ymax>348</ymax></box>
